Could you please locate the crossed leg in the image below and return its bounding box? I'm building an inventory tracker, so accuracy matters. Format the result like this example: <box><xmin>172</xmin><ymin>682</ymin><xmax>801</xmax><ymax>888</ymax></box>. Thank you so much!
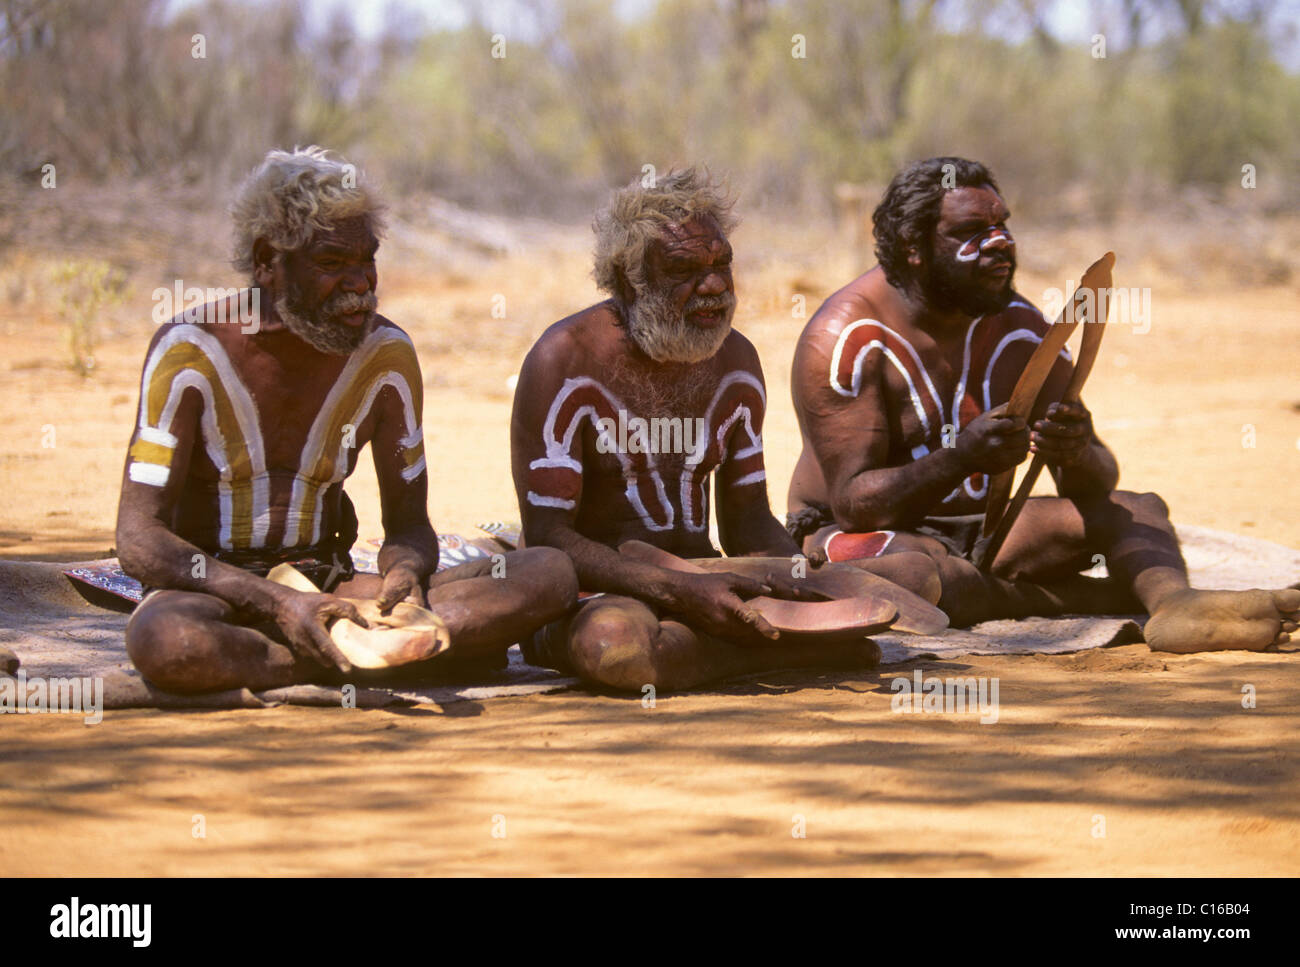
<box><xmin>125</xmin><ymin>546</ymin><xmax>578</xmax><ymax>693</ymax></box>
<box><xmin>872</xmin><ymin>490</ymin><xmax>1299</xmax><ymax>651</ymax></box>
<box><xmin>527</xmin><ymin>595</ymin><xmax>883</xmax><ymax>692</ymax></box>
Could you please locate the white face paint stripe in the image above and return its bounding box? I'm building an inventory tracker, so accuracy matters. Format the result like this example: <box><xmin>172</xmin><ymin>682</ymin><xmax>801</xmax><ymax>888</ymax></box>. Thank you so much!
<box><xmin>955</xmin><ymin>227</ymin><xmax>1014</xmax><ymax>262</ymax></box>
<box><xmin>128</xmin><ymin>462</ymin><xmax>171</xmax><ymax>487</ymax></box>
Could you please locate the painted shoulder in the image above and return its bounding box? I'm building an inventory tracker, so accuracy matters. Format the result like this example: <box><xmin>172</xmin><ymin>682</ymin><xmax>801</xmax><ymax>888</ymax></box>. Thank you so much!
<box><xmin>796</xmin><ymin>270</ymin><xmax>892</xmax><ymax>386</ymax></box>
<box><xmin>362</xmin><ymin>317</ymin><xmax>420</xmax><ymax>366</ymax></box>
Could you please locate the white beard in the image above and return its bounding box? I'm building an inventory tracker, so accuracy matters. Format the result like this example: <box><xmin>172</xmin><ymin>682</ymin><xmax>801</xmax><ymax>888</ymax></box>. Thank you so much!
<box><xmin>625</xmin><ymin>285</ymin><xmax>735</xmax><ymax>364</ymax></box>
<box><xmin>275</xmin><ymin>286</ymin><xmax>376</xmax><ymax>355</ymax></box>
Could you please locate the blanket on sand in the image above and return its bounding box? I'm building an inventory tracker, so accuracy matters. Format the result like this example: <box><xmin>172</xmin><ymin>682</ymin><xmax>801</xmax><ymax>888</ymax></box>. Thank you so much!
<box><xmin>0</xmin><ymin>526</ymin><xmax>1296</xmax><ymax>710</ymax></box>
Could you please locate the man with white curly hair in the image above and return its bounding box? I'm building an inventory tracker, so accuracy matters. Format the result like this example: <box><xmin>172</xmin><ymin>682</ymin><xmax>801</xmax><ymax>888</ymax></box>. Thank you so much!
<box><xmin>116</xmin><ymin>146</ymin><xmax>576</xmax><ymax>693</ymax></box>
<box><xmin>511</xmin><ymin>168</ymin><xmax>942</xmax><ymax>692</ymax></box>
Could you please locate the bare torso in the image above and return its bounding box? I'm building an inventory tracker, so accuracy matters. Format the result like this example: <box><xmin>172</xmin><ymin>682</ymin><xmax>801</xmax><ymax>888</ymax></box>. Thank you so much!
<box><xmin>514</xmin><ymin>301</ymin><xmax>772</xmax><ymax>558</ymax></box>
<box><xmin>129</xmin><ymin>300</ymin><xmax>424</xmax><ymax>555</ymax></box>
<box><xmin>789</xmin><ymin>266</ymin><xmax>1070</xmax><ymax>522</ymax></box>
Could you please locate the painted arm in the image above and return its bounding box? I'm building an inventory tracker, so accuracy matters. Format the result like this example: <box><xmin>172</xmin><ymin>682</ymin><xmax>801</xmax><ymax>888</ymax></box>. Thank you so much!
<box><xmin>713</xmin><ymin>346</ymin><xmax>801</xmax><ymax>558</ymax></box>
<box><xmin>369</xmin><ymin>356</ymin><xmax>439</xmax><ymax>611</ymax></box>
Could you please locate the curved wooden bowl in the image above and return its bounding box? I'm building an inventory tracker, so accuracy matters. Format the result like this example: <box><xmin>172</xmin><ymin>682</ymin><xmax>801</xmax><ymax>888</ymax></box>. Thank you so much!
<box><xmin>266</xmin><ymin>564</ymin><xmax>451</xmax><ymax>669</ymax></box>
<box><xmin>686</xmin><ymin>556</ymin><xmax>948</xmax><ymax>636</ymax></box>
<box><xmin>616</xmin><ymin>541</ymin><xmax>948</xmax><ymax>639</ymax></box>
<box><xmin>746</xmin><ymin>594</ymin><xmax>898</xmax><ymax>638</ymax></box>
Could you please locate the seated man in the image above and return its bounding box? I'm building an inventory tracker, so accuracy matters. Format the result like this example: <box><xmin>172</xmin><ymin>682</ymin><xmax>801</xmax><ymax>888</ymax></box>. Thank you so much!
<box><xmin>788</xmin><ymin>156</ymin><xmax>1299</xmax><ymax>651</ymax></box>
<box><xmin>511</xmin><ymin>168</ymin><xmax>941</xmax><ymax>692</ymax></box>
<box><xmin>118</xmin><ymin>146</ymin><xmax>576</xmax><ymax>693</ymax></box>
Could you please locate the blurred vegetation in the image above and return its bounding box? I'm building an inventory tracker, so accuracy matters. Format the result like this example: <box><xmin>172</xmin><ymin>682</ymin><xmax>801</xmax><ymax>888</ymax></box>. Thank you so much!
<box><xmin>51</xmin><ymin>258</ymin><xmax>126</xmax><ymax>376</ymax></box>
<box><xmin>1</xmin><ymin>0</ymin><xmax>1297</xmax><ymax>218</ymax></box>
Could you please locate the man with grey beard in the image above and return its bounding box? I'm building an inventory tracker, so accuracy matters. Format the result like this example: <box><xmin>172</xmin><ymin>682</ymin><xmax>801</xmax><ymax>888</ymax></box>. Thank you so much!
<box><xmin>115</xmin><ymin>146</ymin><xmax>576</xmax><ymax>693</ymax></box>
<box><xmin>511</xmin><ymin>168</ymin><xmax>943</xmax><ymax>692</ymax></box>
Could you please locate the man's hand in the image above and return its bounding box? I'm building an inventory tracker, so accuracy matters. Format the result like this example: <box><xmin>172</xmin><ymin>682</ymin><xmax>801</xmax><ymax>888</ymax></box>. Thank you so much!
<box><xmin>663</xmin><ymin>571</ymin><xmax>781</xmax><ymax>644</ymax></box>
<box><xmin>271</xmin><ymin>587</ymin><xmax>368</xmax><ymax>673</ymax></box>
<box><xmin>956</xmin><ymin>403</ymin><xmax>1030</xmax><ymax>474</ymax></box>
<box><xmin>747</xmin><ymin>565</ymin><xmax>829</xmax><ymax>602</ymax></box>
<box><xmin>1031</xmin><ymin>401</ymin><xmax>1092</xmax><ymax>467</ymax></box>
<box><xmin>375</xmin><ymin>563</ymin><xmax>425</xmax><ymax>614</ymax></box>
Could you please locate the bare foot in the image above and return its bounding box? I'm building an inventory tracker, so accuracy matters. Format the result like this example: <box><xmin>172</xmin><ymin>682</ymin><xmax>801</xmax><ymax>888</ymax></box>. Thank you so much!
<box><xmin>1143</xmin><ymin>588</ymin><xmax>1300</xmax><ymax>653</ymax></box>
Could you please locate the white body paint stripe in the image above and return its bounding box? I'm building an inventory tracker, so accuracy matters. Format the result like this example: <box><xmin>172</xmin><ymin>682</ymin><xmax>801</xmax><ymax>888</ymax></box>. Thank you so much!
<box><xmin>138</xmin><ymin>426</ymin><xmax>178</xmax><ymax>448</ymax></box>
<box><xmin>681</xmin><ymin>370</ymin><xmax>767</xmax><ymax>532</ymax></box>
<box><xmin>128</xmin><ymin>462</ymin><xmax>171</xmax><ymax>487</ymax></box>
<box><xmin>401</xmin><ymin>454</ymin><xmax>426</xmax><ymax>483</ymax></box>
<box><xmin>291</xmin><ymin>328</ymin><xmax>423</xmax><ymax>546</ymax></box>
<box><xmin>536</xmin><ymin>376</ymin><xmax>675</xmax><ymax>531</ymax></box>
<box><xmin>983</xmin><ymin>329</ymin><xmax>1071</xmax><ymax>412</ymax></box>
<box><xmin>137</xmin><ymin>326</ymin><xmax>268</xmax><ymax>550</ymax></box>
<box><xmin>527</xmin><ymin>492</ymin><xmax>576</xmax><ymax>510</ymax></box>
<box><xmin>829</xmin><ymin>320</ymin><xmax>944</xmax><ymax>438</ymax></box>
<box><xmin>532</xmin><ymin>370</ymin><xmax>768</xmax><ymax>534</ymax></box>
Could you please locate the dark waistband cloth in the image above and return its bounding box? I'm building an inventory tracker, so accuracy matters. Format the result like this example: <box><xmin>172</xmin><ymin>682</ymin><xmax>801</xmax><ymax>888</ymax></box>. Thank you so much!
<box><xmin>140</xmin><ymin>545</ymin><xmax>355</xmax><ymax>600</ymax></box>
<box><xmin>142</xmin><ymin>492</ymin><xmax>359</xmax><ymax>596</ymax></box>
<box><xmin>212</xmin><ymin>545</ymin><xmax>356</xmax><ymax>592</ymax></box>
<box><xmin>912</xmin><ymin>513</ymin><xmax>989</xmax><ymax>563</ymax></box>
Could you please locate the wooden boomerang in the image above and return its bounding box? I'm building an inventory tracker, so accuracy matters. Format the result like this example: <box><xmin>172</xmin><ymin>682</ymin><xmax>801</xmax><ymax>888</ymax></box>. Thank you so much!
<box><xmin>975</xmin><ymin>252</ymin><xmax>1115</xmax><ymax>571</ymax></box>
<box><xmin>267</xmin><ymin>563</ymin><xmax>451</xmax><ymax>669</ymax></box>
<box><xmin>617</xmin><ymin>541</ymin><xmax>900</xmax><ymax>638</ymax></box>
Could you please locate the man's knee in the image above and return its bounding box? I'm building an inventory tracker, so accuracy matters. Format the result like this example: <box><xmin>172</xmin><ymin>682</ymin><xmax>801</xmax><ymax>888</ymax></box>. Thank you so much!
<box><xmin>891</xmin><ymin>550</ymin><xmax>944</xmax><ymax>604</ymax></box>
<box><xmin>1115</xmin><ymin>490</ymin><xmax>1170</xmax><ymax>521</ymax></box>
<box><xmin>125</xmin><ymin>593</ymin><xmax>229</xmax><ymax>690</ymax></box>
<box><xmin>568</xmin><ymin>596</ymin><xmax>660</xmax><ymax>691</ymax></box>
<box><xmin>509</xmin><ymin>546</ymin><xmax>579</xmax><ymax>610</ymax></box>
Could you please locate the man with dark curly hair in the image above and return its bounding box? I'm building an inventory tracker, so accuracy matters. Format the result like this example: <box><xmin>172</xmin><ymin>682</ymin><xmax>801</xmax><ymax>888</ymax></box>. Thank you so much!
<box><xmin>787</xmin><ymin>156</ymin><xmax>1299</xmax><ymax>651</ymax></box>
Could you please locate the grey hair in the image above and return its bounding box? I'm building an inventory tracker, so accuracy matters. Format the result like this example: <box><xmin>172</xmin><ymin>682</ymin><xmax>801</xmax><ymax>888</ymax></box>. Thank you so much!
<box><xmin>230</xmin><ymin>145</ymin><xmax>386</xmax><ymax>277</ymax></box>
<box><xmin>592</xmin><ymin>166</ymin><xmax>738</xmax><ymax>301</ymax></box>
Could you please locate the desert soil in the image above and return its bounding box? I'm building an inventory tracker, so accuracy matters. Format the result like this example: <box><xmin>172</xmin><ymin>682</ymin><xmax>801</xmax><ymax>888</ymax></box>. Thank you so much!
<box><xmin>1</xmin><ymin>217</ymin><xmax>1297</xmax><ymax>874</ymax></box>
